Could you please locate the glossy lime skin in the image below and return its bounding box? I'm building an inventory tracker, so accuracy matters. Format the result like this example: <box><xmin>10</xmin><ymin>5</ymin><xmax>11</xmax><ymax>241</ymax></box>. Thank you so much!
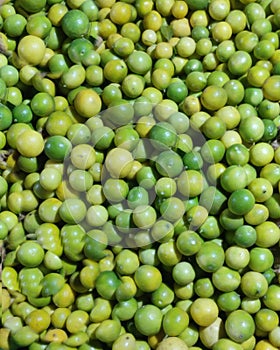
<box><xmin>61</xmin><ymin>10</ymin><xmax>90</xmax><ymax>39</ymax></box>
<box><xmin>134</xmin><ymin>304</ymin><xmax>163</xmax><ymax>336</ymax></box>
<box><xmin>44</xmin><ymin>136</ymin><xmax>72</xmax><ymax>161</ymax></box>
<box><xmin>2</xmin><ymin>1</ymin><xmax>280</xmax><ymax>349</ymax></box>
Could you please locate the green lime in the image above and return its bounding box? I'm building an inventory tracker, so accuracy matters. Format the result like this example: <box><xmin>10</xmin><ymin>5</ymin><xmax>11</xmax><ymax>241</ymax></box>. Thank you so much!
<box><xmin>186</xmin><ymin>0</ymin><xmax>209</xmax><ymax>10</ymax></box>
<box><xmin>61</xmin><ymin>10</ymin><xmax>89</xmax><ymax>39</ymax></box>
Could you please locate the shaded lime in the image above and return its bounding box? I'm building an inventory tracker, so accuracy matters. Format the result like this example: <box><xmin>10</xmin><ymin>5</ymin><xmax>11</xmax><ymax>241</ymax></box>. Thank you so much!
<box><xmin>186</xmin><ymin>0</ymin><xmax>209</xmax><ymax>10</ymax></box>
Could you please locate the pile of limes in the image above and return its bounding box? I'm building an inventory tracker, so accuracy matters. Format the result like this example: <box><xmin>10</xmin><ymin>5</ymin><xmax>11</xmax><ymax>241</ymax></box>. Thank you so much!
<box><xmin>0</xmin><ymin>0</ymin><xmax>280</xmax><ymax>349</ymax></box>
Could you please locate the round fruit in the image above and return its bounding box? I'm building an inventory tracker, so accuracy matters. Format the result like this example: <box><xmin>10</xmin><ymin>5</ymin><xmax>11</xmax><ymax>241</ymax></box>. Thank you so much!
<box><xmin>61</xmin><ymin>10</ymin><xmax>90</xmax><ymax>39</ymax></box>
<box><xmin>17</xmin><ymin>35</ymin><xmax>45</xmax><ymax>65</ymax></box>
<box><xmin>225</xmin><ymin>310</ymin><xmax>255</xmax><ymax>343</ymax></box>
<box><xmin>2</xmin><ymin>1</ymin><xmax>280</xmax><ymax>349</ymax></box>
<box><xmin>157</xmin><ymin>337</ymin><xmax>188</xmax><ymax>349</ymax></box>
<box><xmin>16</xmin><ymin>130</ymin><xmax>44</xmax><ymax>157</ymax></box>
